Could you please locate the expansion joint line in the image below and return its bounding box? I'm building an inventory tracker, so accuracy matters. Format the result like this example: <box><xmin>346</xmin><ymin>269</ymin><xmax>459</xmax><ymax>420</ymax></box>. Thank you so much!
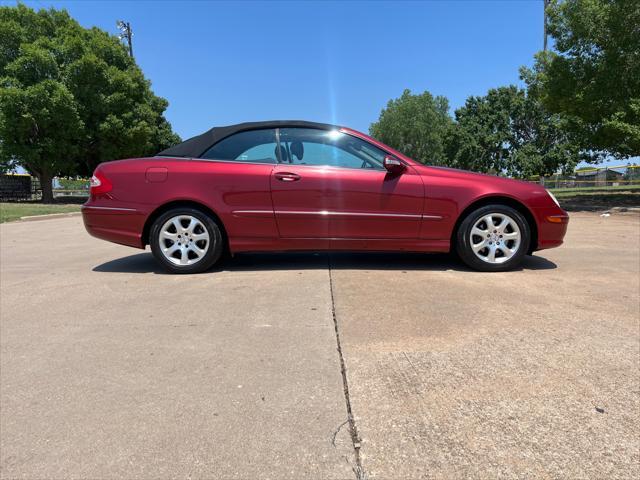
<box><xmin>327</xmin><ymin>254</ymin><xmax>366</xmax><ymax>480</ymax></box>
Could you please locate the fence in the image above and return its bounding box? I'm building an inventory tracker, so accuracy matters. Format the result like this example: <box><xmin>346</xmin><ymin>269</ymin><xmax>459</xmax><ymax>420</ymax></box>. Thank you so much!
<box><xmin>0</xmin><ymin>174</ymin><xmax>41</xmax><ymax>201</ymax></box>
<box><xmin>54</xmin><ymin>177</ymin><xmax>90</xmax><ymax>199</ymax></box>
<box><xmin>531</xmin><ymin>165</ymin><xmax>640</xmax><ymax>189</ymax></box>
<box><xmin>0</xmin><ymin>175</ymin><xmax>87</xmax><ymax>201</ymax></box>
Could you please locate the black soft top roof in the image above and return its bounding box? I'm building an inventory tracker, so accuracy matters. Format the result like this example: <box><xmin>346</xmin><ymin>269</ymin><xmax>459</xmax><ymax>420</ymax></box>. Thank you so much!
<box><xmin>157</xmin><ymin>120</ymin><xmax>340</xmax><ymax>158</ymax></box>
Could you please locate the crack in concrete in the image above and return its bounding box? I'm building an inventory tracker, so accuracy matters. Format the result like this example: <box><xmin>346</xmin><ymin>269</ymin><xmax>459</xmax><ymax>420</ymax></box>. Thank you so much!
<box><xmin>331</xmin><ymin>419</ymin><xmax>349</xmax><ymax>447</ymax></box>
<box><xmin>327</xmin><ymin>254</ymin><xmax>367</xmax><ymax>480</ymax></box>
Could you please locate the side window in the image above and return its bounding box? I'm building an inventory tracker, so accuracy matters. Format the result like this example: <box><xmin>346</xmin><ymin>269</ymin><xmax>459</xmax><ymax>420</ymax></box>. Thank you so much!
<box><xmin>278</xmin><ymin>128</ymin><xmax>386</xmax><ymax>170</ymax></box>
<box><xmin>201</xmin><ymin>129</ymin><xmax>278</xmax><ymax>163</ymax></box>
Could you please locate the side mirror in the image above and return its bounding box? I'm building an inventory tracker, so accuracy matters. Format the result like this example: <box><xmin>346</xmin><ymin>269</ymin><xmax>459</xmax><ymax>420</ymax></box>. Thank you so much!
<box><xmin>383</xmin><ymin>155</ymin><xmax>405</xmax><ymax>174</ymax></box>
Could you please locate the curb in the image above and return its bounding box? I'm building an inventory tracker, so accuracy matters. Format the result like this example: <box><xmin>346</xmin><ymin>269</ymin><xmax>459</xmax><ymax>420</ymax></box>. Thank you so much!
<box><xmin>609</xmin><ymin>206</ymin><xmax>640</xmax><ymax>213</ymax></box>
<box><xmin>562</xmin><ymin>206</ymin><xmax>640</xmax><ymax>213</ymax></box>
<box><xmin>18</xmin><ymin>212</ymin><xmax>82</xmax><ymax>222</ymax></box>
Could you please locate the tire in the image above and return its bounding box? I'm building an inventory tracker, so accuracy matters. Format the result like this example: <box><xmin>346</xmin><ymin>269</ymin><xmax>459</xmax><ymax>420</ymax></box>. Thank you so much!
<box><xmin>456</xmin><ymin>204</ymin><xmax>530</xmax><ymax>272</ymax></box>
<box><xmin>150</xmin><ymin>207</ymin><xmax>224</xmax><ymax>274</ymax></box>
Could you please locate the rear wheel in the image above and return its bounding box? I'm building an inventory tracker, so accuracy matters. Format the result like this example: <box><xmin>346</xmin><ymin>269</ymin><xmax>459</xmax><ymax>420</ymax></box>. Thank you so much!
<box><xmin>456</xmin><ymin>204</ymin><xmax>530</xmax><ymax>272</ymax></box>
<box><xmin>150</xmin><ymin>207</ymin><xmax>223</xmax><ymax>274</ymax></box>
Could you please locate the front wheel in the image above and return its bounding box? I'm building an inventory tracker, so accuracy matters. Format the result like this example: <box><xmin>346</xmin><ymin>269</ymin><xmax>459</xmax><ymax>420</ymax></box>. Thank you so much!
<box><xmin>150</xmin><ymin>207</ymin><xmax>223</xmax><ymax>274</ymax></box>
<box><xmin>456</xmin><ymin>205</ymin><xmax>530</xmax><ymax>272</ymax></box>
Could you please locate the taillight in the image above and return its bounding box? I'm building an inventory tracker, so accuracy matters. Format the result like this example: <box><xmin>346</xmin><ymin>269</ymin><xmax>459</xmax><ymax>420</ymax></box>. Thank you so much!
<box><xmin>90</xmin><ymin>170</ymin><xmax>112</xmax><ymax>196</ymax></box>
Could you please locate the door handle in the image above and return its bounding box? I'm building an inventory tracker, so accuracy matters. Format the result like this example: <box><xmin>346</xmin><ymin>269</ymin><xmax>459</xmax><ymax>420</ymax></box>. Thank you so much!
<box><xmin>275</xmin><ymin>172</ymin><xmax>301</xmax><ymax>182</ymax></box>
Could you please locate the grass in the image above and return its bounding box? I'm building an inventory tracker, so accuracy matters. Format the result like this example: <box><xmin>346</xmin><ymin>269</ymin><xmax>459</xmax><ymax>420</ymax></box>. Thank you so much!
<box><xmin>555</xmin><ymin>192</ymin><xmax>639</xmax><ymax>211</ymax></box>
<box><xmin>546</xmin><ymin>185</ymin><xmax>640</xmax><ymax>210</ymax></box>
<box><xmin>0</xmin><ymin>202</ymin><xmax>81</xmax><ymax>223</ymax></box>
<box><xmin>549</xmin><ymin>184</ymin><xmax>640</xmax><ymax>196</ymax></box>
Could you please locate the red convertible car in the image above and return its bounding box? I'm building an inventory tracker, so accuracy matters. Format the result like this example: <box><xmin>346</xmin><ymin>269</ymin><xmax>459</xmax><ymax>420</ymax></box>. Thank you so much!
<box><xmin>82</xmin><ymin>120</ymin><xmax>568</xmax><ymax>273</ymax></box>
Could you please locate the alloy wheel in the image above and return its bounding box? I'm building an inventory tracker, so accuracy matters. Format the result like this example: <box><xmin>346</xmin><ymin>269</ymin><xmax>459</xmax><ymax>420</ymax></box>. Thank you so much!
<box><xmin>469</xmin><ymin>213</ymin><xmax>521</xmax><ymax>264</ymax></box>
<box><xmin>158</xmin><ymin>215</ymin><xmax>210</xmax><ymax>266</ymax></box>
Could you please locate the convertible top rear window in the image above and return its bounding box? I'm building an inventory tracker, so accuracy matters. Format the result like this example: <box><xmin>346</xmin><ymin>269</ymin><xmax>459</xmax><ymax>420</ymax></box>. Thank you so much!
<box><xmin>200</xmin><ymin>129</ymin><xmax>278</xmax><ymax>163</ymax></box>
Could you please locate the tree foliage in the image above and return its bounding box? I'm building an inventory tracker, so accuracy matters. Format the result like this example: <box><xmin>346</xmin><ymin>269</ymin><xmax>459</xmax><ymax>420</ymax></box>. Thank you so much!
<box><xmin>370</xmin><ymin>87</ymin><xmax>579</xmax><ymax>177</ymax></box>
<box><xmin>369</xmin><ymin>1</ymin><xmax>638</xmax><ymax>174</ymax></box>
<box><xmin>369</xmin><ymin>89</ymin><xmax>453</xmax><ymax>165</ymax></box>
<box><xmin>524</xmin><ymin>0</ymin><xmax>640</xmax><ymax>159</ymax></box>
<box><xmin>0</xmin><ymin>4</ymin><xmax>180</xmax><ymax>201</ymax></box>
<box><xmin>446</xmin><ymin>86</ymin><xmax>579</xmax><ymax>178</ymax></box>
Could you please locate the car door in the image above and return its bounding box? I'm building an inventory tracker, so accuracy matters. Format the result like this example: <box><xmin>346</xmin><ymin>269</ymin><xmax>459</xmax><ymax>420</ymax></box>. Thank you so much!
<box><xmin>199</xmin><ymin>128</ymin><xmax>279</xmax><ymax>240</ymax></box>
<box><xmin>271</xmin><ymin>128</ymin><xmax>424</xmax><ymax>239</ymax></box>
<box><xmin>269</xmin><ymin>163</ymin><xmax>332</xmax><ymax>238</ymax></box>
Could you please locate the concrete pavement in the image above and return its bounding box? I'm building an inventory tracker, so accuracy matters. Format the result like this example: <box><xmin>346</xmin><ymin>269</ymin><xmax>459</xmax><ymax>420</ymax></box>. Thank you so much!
<box><xmin>0</xmin><ymin>218</ymin><xmax>354</xmax><ymax>479</ymax></box>
<box><xmin>1</xmin><ymin>212</ymin><xmax>639</xmax><ymax>479</ymax></box>
<box><xmin>331</xmin><ymin>214</ymin><xmax>639</xmax><ymax>478</ymax></box>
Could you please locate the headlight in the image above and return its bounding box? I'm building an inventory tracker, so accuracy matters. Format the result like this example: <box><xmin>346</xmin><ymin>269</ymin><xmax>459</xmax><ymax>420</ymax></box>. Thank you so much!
<box><xmin>547</xmin><ymin>190</ymin><xmax>561</xmax><ymax>208</ymax></box>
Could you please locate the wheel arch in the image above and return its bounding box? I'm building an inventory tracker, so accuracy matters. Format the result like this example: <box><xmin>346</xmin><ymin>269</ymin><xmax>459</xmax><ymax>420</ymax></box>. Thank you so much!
<box><xmin>142</xmin><ymin>200</ymin><xmax>228</xmax><ymax>248</ymax></box>
<box><xmin>450</xmin><ymin>195</ymin><xmax>538</xmax><ymax>254</ymax></box>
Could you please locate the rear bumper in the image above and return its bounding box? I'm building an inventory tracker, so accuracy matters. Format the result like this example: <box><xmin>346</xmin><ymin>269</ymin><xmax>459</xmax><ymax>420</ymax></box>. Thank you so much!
<box><xmin>82</xmin><ymin>205</ymin><xmax>146</xmax><ymax>249</ymax></box>
<box><xmin>533</xmin><ymin>207</ymin><xmax>569</xmax><ymax>251</ymax></box>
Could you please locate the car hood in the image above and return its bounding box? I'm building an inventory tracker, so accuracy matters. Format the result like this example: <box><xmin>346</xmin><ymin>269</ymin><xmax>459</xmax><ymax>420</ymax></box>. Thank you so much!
<box><xmin>414</xmin><ymin>165</ymin><xmax>539</xmax><ymax>188</ymax></box>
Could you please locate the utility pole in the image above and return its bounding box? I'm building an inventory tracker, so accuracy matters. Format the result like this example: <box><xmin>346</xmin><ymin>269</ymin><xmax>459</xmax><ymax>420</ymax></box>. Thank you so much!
<box><xmin>116</xmin><ymin>20</ymin><xmax>133</xmax><ymax>58</ymax></box>
<box><xmin>543</xmin><ymin>0</ymin><xmax>549</xmax><ymax>51</ymax></box>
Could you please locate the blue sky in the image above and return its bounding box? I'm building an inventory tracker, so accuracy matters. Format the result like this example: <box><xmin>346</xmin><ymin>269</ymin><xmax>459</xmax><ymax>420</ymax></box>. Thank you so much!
<box><xmin>9</xmin><ymin>0</ymin><xmax>547</xmax><ymax>140</ymax></box>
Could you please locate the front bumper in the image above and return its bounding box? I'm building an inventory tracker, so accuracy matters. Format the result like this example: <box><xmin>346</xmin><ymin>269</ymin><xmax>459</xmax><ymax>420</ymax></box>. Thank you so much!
<box><xmin>534</xmin><ymin>207</ymin><xmax>569</xmax><ymax>250</ymax></box>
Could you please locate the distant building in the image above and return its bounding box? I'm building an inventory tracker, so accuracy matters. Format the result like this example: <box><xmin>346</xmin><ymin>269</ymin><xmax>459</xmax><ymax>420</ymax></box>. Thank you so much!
<box><xmin>575</xmin><ymin>168</ymin><xmax>625</xmax><ymax>187</ymax></box>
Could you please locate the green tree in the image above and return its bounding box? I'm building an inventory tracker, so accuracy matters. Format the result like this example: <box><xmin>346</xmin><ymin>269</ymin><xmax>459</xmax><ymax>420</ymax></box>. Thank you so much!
<box><xmin>369</xmin><ymin>89</ymin><xmax>453</xmax><ymax>165</ymax></box>
<box><xmin>446</xmin><ymin>86</ymin><xmax>579</xmax><ymax>177</ymax></box>
<box><xmin>0</xmin><ymin>4</ymin><xmax>180</xmax><ymax>202</ymax></box>
<box><xmin>0</xmin><ymin>139</ymin><xmax>17</xmax><ymax>174</ymax></box>
<box><xmin>524</xmin><ymin>0</ymin><xmax>640</xmax><ymax>160</ymax></box>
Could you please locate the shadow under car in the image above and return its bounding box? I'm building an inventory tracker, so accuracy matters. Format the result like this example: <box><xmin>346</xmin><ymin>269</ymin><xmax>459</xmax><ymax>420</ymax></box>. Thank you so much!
<box><xmin>92</xmin><ymin>251</ymin><xmax>557</xmax><ymax>274</ymax></box>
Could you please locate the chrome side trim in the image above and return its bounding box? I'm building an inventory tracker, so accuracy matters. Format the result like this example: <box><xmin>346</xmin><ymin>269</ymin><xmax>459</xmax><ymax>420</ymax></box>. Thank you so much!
<box><xmin>233</xmin><ymin>210</ymin><xmax>444</xmax><ymax>220</ymax></box>
<box><xmin>233</xmin><ymin>210</ymin><xmax>273</xmax><ymax>214</ymax></box>
<box><xmin>275</xmin><ymin>210</ymin><xmax>422</xmax><ymax>218</ymax></box>
<box><xmin>154</xmin><ymin>156</ymin><xmax>278</xmax><ymax>166</ymax></box>
<box><xmin>232</xmin><ymin>210</ymin><xmax>275</xmax><ymax>218</ymax></box>
<box><xmin>82</xmin><ymin>206</ymin><xmax>138</xmax><ymax>212</ymax></box>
